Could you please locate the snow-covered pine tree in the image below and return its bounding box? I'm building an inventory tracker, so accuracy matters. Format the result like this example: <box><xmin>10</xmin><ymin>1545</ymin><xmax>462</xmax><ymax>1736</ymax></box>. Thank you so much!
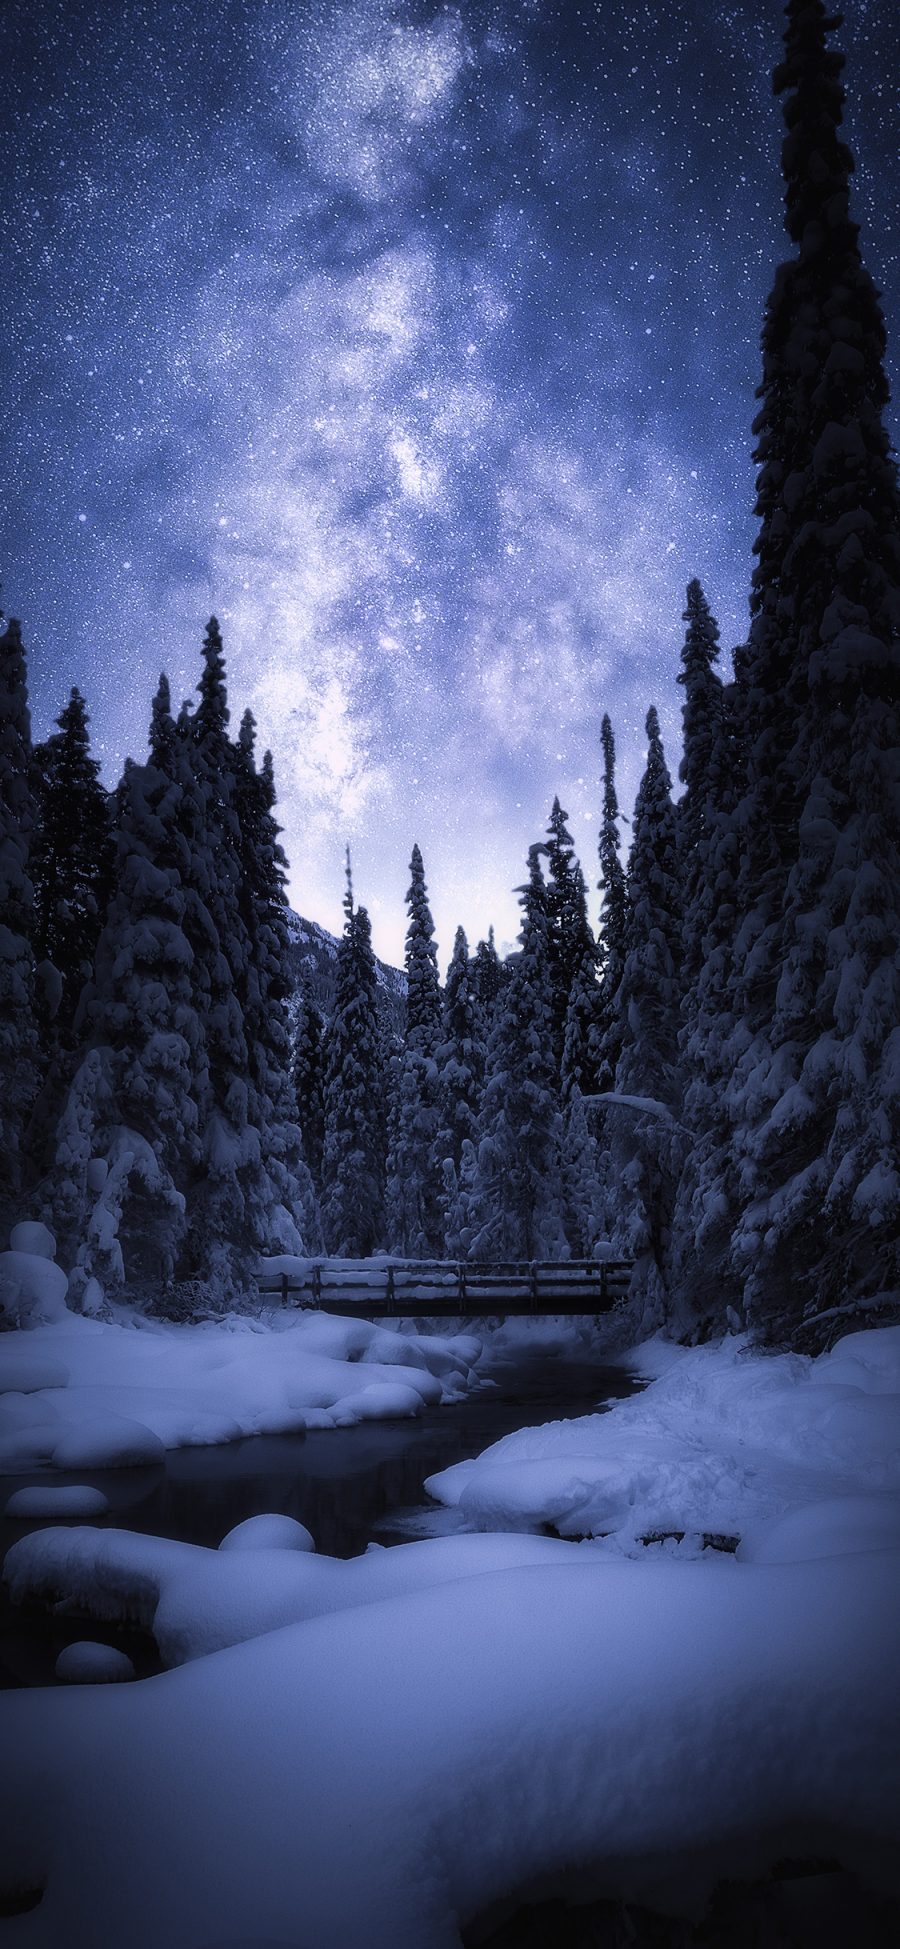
<box><xmin>32</xmin><ymin>688</ymin><xmax>114</xmax><ymax>1048</ymax></box>
<box><xmin>385</xmin><ymin>843</ymin><xmax>444</xmax><ymax>1258</ymax></box>
<box><xmin>232</xmin><ymin>713</ymin><xmax>317</xmax><ymax>1255</ymax></box>
<box><xmin>463</xmin><ymin>847</ymin><xmax>568</xmax><ymax>1262</ymax></box>
<box><xmin>471</xmin><ymin>927</ymin><xmax>505</xmax><ymax>1019</ymax></box>
<box><xmin>596</xmin><ymin>712</ymin><xmax>629</xmax><ymax>1092</ymax></box>
<box><xmin>616</xmin><ymin>708</ymin><xmax>682</xmax><ymax>1104</ymax></box>
<box><xmin>178</xmin><ymin>618</ymin><xmax>265</xmax><ymax>1299</ymax></box>
<box><xmin>293</xmin><ymin>981</ymin><xmax>326</xmax><ymax>1185</ymax></box>
<box><xmin>52</xmin><ymin>675</ymin><xmax>209</xmax><ymax>1304</ymax></box>
<box><xmin>432</xmin><ymin>925</ymin><xmax>485</xmax><ymax>1254</ymax></box>
<box><xmin>676</xmin><ymin>581</ymin><xmax>723</xmax><ymax>936</ymax></box>
<box><xmin>545</xmin><ymin>797</ymin><xmax>600</xmax><ymax>1093</ymax></box>
<box><xmin>0</xmin><ymin>616</ymin><xmax>41</xmax><ymax>1222</ymax></box>
<box><xmin>669</xmin><ymin>631</ymin><xmax>748</xmax><ymax>1334</ymax></box>
<box><xmin>560</xmin><ymin>888</ymin><xmax>602</xmax><ymax>1103</ymax></box>
<box><xmin>726</xmin><ymin>0</ymin><xmax>900</xmax><ymax>1328</ymax></box>
<box><xmin>320</xmin><ymin>857</ymin><xmax>386</xmax><ymax>1256</ymax></box>
<box><xmin>561</xmin><ymin>1083</ymin><xmax>604</xmax><ymax>1260</ymax></box>
<box><xmin>603</xmin><ymin>708</ymin><xmax>682</xmax><ymax>1300</ymax></box>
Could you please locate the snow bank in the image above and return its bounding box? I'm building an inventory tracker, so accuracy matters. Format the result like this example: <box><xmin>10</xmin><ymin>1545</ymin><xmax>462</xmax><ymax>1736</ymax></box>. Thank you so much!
<box><xmin>4</xmin><ymin>1526</ymin><xmax>576</xmax><ymax>1666</ymax></box>
<box><xmin>426</xmin><ymin>1327</ymin><xmax>900</xmax><ymax>1551</ymax></box>
<box><xmin>1</xmin><ymin>1549</ymin><xmax>897</xmax><ymax>1947</ymax></box>
<box><xmin>0</xmin><ymin>1309</ymin><xmax>482</xmax><ymax>1472</ymax></box>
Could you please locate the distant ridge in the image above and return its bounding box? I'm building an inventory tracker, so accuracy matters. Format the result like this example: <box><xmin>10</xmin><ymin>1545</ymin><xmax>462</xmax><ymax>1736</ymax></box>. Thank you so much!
<box><xmin>285</xmin><ymin>910</ymin><xmax>407</xmax><ymax>1035</ymax></box>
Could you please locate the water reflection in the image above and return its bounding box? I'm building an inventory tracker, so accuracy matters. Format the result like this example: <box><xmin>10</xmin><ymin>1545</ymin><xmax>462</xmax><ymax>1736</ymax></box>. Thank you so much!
<box><xmin>1</xmin><ymin>1354</ymin><xmax>638</xmax><ymax>1687</ymax></box>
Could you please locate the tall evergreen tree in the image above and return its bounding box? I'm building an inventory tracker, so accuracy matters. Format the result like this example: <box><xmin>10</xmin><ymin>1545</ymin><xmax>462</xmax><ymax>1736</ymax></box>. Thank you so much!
<box><xmin>605</xmin><ymin>709</ymin><xmax>682</xmax><ymax>1295</ymax></box>
<box><xmin>670</xmin><ymin>647</ymin><xmax>747</xmax><ymax>1334</ymax></box>
<box><xmin>471</xmin><ymin>927</ymin><xmax>504</xmax><ymax>1017</ymax></box>
<box><xmin>462</xmin><ymin>847</ymin><xmax>567</xmax><ymax>1262</ymax></box>
<box><xmin>32</xmin><ymin>688</ymin><xmax>114</xmax><ymax>1047</ymax></box>
<box><xmin>561</xmin><ymin>931</ymin><xmax>602</xmax><ymax>1104</ymax></box>
<box><xmin>0</xmin><ymin>617</ymin><xmax>41</xmax><ymax>1222</ymax></box>
<box><xmin>724</xmin><ymin>0</ymin><xmax>900</xmax><ymax>1326</ymax></box>
<box><xmin>178</xmin><ymin>619</ymin><xmax>264</xmax><ymax>1296</ymax></box>
<box><xmin>561</xmin><ymin>1084</ymin><xmax>604</xmax><ymax>1260</ymax></box>
<box><xmin>385</xmin><ymin>844</ymin><xmax>444</xmax><ymax>1257</ymax></box>
<box><xmin>293</xmin><ymin>982</ymin><xmax>326</xmax><ymax>1185</ymax></box>
<box><xmin>596</xmin><ymin>712</ymin><xmax>629</xmax><ymax>1091</ymax></box>
<box><xmin>545</xmin><ymin>798</ymin><xmax>599</xmax><ymax>1092</ymax></box>
<box><xmin>615</xmin><ymin>708</ymin><xmax>682</xmax><ymax>1108</ymax></box>
<box><xmin>432</xmin><ymin>926</ymin><xmax>485</xmax><ymax>1254</ymax></box>
<box><xmin>677</xmin><ymin>581</ymin><xmax>723</xmax><ymax>921</ymax></box>
<box><xmin>53</xmin><ymin>676</ymin><xmax>209</xmax><ymax>1302</ymax></box>
<box><xmin>232</xmin><ymin>714</ymin><xmax>316</xmax><ymax>1254</ymax></box>
<box><xmin>321</xmin><ymin>857</ymin><xmax>385</xmax><ymax>1255</ymax></box>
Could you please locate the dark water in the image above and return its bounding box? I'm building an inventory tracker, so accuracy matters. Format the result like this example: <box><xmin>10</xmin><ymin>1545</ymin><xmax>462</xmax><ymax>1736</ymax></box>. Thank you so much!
<box><xmin>0</xmin><ymin>1353</ymin><xmax>638</xmax><ymax>1688</ymax></box>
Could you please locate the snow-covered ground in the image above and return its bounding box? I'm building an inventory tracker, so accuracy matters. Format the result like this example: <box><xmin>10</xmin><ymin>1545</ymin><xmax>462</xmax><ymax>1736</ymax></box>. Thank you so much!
<box><xmin>1</xmin><ymin>1324</ymin><xmax>898</xmax><ymax>1946</ymax></box>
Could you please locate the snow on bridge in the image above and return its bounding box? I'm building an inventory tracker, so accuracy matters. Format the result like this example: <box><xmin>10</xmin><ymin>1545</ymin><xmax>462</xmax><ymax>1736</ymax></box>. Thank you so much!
<box><xmin>257</xmin><ymin>1256</ymin><xmax>634</xmax><ymax>1317</ymax></box>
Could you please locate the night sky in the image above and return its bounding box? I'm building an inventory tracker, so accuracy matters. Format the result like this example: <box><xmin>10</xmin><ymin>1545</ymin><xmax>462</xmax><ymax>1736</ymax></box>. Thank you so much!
<box><xmin>3</xmin><ymin>0</ymin><xmax>898</xmax><ymax>964</ymax></box>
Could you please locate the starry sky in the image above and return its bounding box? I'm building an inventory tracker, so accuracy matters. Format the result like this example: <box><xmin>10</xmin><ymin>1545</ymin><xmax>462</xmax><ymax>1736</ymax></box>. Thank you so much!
<box><xmin>3</xmin><ymin>0</ymin><xmax>898</xmax><ymax>964</ymax></box>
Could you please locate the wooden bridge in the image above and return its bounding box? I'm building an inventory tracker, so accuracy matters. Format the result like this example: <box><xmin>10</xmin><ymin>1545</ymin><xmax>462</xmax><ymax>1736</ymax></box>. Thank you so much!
<box><xmin>259</xmin><ymin>1258</ymin><xmax>633</xmax><ymax>1319</ymax></box>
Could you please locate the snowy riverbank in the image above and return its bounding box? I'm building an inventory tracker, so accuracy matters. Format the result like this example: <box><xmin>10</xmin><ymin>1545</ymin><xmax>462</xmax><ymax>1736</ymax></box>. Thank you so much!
<box><xmin>427</xmin><ymin>1326</ymin><xmax>900</xmax><ymax>1556</ymax></box>
<box><xmin>0</xmin><ymin>1306</ymin><xmax>483</xmax><ymax>1475</ymax></box>
<box><xmin>1</xmin><ymin>1324</ymin><xmax>899</xmax><ymax>1946</ymax></box>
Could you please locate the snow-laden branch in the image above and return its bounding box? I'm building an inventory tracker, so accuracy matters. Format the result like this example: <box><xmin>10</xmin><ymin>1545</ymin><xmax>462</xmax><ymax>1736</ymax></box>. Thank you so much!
<box><xmin>582</xmin><ymin>1091</ymin><xmax>687</xmax><ymax>1133</ymax></box>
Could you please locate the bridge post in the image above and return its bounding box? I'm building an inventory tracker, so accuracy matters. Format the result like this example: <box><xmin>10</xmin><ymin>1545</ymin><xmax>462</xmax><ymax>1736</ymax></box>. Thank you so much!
<box><xmin>387</xmin><ymin>1263</ymin><xmax>396</xmax><ymax>1315</ymax></box>
<box><xmin>458</xmin><ymin>1261</ymin><xmax>466</xmax><ymax>1311</ymax></box>
<box><xmin>281</xmin><ymin>1271</ymin><xmax>289</xmax><ymax>1307</ymax></box>
<box><xmin>312</xmin><ymin>1262</ymin><xmax>322</xmax><ymax>1308</ymax></box>
<box><xmin>529</xmin><ymin>1261</ymin><xmax>538</xmax><ymax>1314</ymax></box>
<box><xmin>600</xmin><ymin>1261</ymin><xmax>608</xmax><ymax>1310</ymax></box>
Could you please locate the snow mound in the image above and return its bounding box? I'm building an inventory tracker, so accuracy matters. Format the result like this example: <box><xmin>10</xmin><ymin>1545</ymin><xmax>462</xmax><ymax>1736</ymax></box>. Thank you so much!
<box><xmin>330</xmin><ymin>1380</ymin><xmax>426</xmax><ymax>1423</ymax></box>
<box><xmin>9</xmin><ymin>1222</ymin><xmax>57</xmax><ymax>1260</ymax></box>
<box><xmin>51</xmin><ymin>1414</ymin><xmax>166</xmax><ymax>1471</ymax></box>
<box><xmin>55</xmin><ymin>1642</ymin><xmax>135</xmax><ymax>1683</ymax></box>
<box><xmin>219</xmin><ymin>1514</ymin><xmax>315</xmax><ymax>1554</ymax></box>
<box><xmin>4</xmin><ymin>1526</ymin><xmax>577</xmax><ymax>1668</ymax></box>
<box><xmin>5</xmin><ymin>1484</ymin><xmax>110</xmax><ymax>1519</ymax></box>
<box><xmin>0</xmin><ymin>1249</ymin><xmax>69</xmax><ymax>1328</ymax></box>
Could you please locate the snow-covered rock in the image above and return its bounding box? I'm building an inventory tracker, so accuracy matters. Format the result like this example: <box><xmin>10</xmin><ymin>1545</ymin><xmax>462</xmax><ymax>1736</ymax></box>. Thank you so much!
<box><xmin>5</xmin><ymin>1484</ymin><xmax>110</xmax><ymax>1520</ymax></box>
<box><xmin>219</xmin><ymin>1514</ymin><xmax>315</xmax><ymax>1554</ymax></box>
<box><xmin>51</xmin><ymin>1414</ymin><xmax>166</xmax><ymax>1471</ymax></box>
<box><xmin>54</xmin><ymin>1641</ymin><xmax>134</xmax><ymax>1684</ymax></box>
<box><xmin>0</xmin><ymin>1250</ymin><xmax>69</xmax><ymax>1328</ymax></box>
<box><xmin>9</xmin><ymin>1222</ymin><xmax>57</xmax><ymax>1260</ymax></box>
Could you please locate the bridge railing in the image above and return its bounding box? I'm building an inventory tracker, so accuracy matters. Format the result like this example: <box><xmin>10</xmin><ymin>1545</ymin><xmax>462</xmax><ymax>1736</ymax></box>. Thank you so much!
<box><xmin>257</xmin><ymin>1257</ymin><xmax>634</xmax><ymax>1317</ymax></box>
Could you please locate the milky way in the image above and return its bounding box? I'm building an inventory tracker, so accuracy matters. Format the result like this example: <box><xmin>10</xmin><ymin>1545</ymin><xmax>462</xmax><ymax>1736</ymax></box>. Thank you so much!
<box><xmin>3</xmin><ymin>0</ymin><xmax>898</xmax><ymax>961</ymax></box>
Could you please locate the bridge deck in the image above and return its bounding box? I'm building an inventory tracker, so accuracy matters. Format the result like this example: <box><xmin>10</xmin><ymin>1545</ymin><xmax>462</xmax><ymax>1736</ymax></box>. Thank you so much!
<box><xmin>260</xmin><ymin>1258</ymin><xmax>633</xmax><ymax>1318</ymax></box>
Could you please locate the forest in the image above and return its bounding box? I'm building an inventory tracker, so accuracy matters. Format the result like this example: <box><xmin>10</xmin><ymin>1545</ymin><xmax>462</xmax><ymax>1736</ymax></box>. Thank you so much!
<box><xmin>1</xmin><ymin>0</ymin><xmax>898</xmax><ymax>1353</ymax></box>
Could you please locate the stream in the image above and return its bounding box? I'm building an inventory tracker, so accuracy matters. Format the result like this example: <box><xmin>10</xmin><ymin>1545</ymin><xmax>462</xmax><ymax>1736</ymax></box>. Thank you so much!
<box><xmin>0</xmin><ymin>1350</ymin><xmax>638</xmax><ymax>1688</ymax></box>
